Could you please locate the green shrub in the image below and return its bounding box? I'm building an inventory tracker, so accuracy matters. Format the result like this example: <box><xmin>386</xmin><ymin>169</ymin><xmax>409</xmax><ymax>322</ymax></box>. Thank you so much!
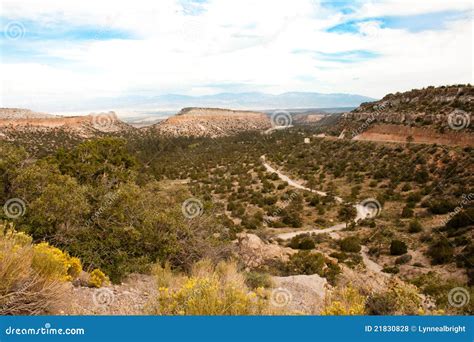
<box><xmin>288</xmin><ymin>235</ymin><xmax>315</xmax><ymax>250</ymax></box>
<box><xmin>428</xmin><ymin>200</ymin><xmax>456</xmax><ymax>214</ymax></box>
<box><xmin>286</xmin><ymin>251</ymin><xmax>325</xmax><ymax>276</ymax></box>
<box><xmin>428</xmin><ymin>239</ymin><xmax>454</xmax><ymax>264</ymax></box>
<box><xmin>382</xmin><ymin>266</ymin><xmax>400</xmax><ymax>274</ymax></box>
<box><xmin>401</xmin><ymin>206</ymin><xmax>414</xmax><ymax>218</ymax></box>
<box><xmin>390</xmin><ymin>240</ymin><xmax>407</xmax><ymax>255</ymax></box>
<box><xmin>244</xmin><ymin>272</ymin><xmax>273</xmax><ymax>289</ymax></box>
<box><xmin>446</xmin><ymin>208</ymin><xmax>474</xmax><ymax>229</ymax></box>
<box><xmin>408</xmin><ymin>220</ymin><xmax>423</xmax><ymax>233</ymax></box>
<box><xmin>339</xmin><ymin>236</ymin><xmax>361</xmax><ymax>253</ymax></box>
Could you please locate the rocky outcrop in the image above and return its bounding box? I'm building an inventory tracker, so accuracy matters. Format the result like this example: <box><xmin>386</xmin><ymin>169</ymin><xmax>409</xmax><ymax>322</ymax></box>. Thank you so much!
<box><xmin>235</xmin><ymin>233</ymin><xmax>295</xmax><ymax>268</ymax></box>
<box><xmin>349</xmin><ymin>85</ymin><xmax>473</xmax><ymax>123</ymax></box>
<box><xmin>335</xmin><ymin>85</ymin><xmax>473</xmax><ymax>146</ymax></box>
<box><xmin>151</xmin><ymin>107</ymin><xmax>271</xmax><ymax>137</ymax></box>
<box><xmin>272</xmin><ymin>274</ymin><xmax>329</xmax><ymax>314</ymax></box>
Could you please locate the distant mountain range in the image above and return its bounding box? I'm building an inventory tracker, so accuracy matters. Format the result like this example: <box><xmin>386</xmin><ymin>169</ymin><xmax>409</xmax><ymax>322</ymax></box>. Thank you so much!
<box><xmin>37</xmin><ymin>92</ymin><xmax>376</xmax><ymax>115</ymax></box>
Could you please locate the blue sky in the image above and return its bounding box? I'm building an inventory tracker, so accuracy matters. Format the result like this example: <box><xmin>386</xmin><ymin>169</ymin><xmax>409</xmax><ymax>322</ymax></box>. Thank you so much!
<box><xmin>0</xmin><ymin>0</ymin><xmax>472</xmax><ymax>112</ymax></box>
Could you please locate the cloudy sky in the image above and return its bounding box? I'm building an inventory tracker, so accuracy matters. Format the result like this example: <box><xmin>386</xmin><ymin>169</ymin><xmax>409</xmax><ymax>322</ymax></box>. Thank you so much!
<box><xmin>0</xmin><ymin>0</ymin><xmax>472</xmax><ymax>112</ymax></box>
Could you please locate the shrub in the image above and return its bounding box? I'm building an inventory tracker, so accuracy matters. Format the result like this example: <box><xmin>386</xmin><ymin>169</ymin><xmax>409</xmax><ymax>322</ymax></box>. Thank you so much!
<box><xmin>67</xmin><ymin>257</ymin><xmax>82</xmax><ymax>279</ymax></box>
<box><xmin>390</xmin><ymin>240</ymin><xmax>407</xmax><ymax>255</ymax></box>
<box><xmin>321</xmin><ymin>286</ymin><xmax>366</xmax><ymax>315</ymax></box>
<box><xmin>324</xmin><ymin>262</ymin><xmax>342</xmax><ymax>286</ymax></box>
<box><xmin>365</xmin><ymin>293</ymin><xmax>397</xmax><ymax>315</ymax></box>
<box><xmin>88</xmin><ymin>269</ymin><xmax>108</xmax><ymax>288</ymax></box>
<box><xmin>401</xmin><ymin>206</ymin><xmax>414</xmax><ymax>218</ymax></box>
<box><xmin>382</xmin><ymin>266</ymin><xmax>400</xmax><ymax>274</ymax></box>
<box><xmin>446</xmin><ymin>208</ymin><xmax>474</xmax><ymax>229</ymax></box>
<box><xmin>286</xmin><ymin>251</ymin><xmax>325</xmax><ymax>276</ymax></box>
<box><xmin>288</xmin><ymin>235</ymin><xmax>315</xmax><ymax>250</ymax></box>
<box><xmin>366</xmin><ymin>279</ymin><xmax>422</xmax><ymax>315</ymax></box>
<box><xmin>32</xmin><ymin>242</ymin><xmax>82</xmax><ymax>281</ymax></box>
<box><xmin>408</xmin><ymin>220</ymin><xmax>423</xmax><ymax>233</ymax></box>
<box><xmin>244</xmin><ymin>272</ymin><xmax>273</xmax><ymax>289</ymax></box>
<box><xmin>428</xmin><ymin>200</ymin><xmax>456</xmax><ymax>215</ymax></box>
<box><xmin>339</xmin><ymin>236</ymin><xmax>361</xmax><ymax>253</ymax></box>
<box><xmin>428</xmin><ymin>239</ymin><xmax>454</xmax><ymax>264</ymax></box>
<box><xmin>281</xmin><ymin>210</ymin><xmax>302</xmax><ymax>228</ymax></box>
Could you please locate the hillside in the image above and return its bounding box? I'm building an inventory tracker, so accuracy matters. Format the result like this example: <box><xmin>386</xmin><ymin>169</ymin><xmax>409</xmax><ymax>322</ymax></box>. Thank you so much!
<box><xmin>150</xmin><ymin>107</ymin><xmax>271</xmax><ymax>137</ymax></box>
<box><xmin>334</xmin><ymin>85</ymin><xmax>473</xmax><ymax>146</ymax></box>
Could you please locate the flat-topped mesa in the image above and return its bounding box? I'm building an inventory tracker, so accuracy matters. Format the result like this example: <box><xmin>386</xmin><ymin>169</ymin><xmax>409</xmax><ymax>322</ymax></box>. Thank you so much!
<box><xmin>152</xmin><ymin>107</ymin><xmax>272</xmax><ymax>137</ymax></box>
<box><xmin>0</xmin><ymin>109</ymin><xmax>131</xmax><ymax>137</ymax></box>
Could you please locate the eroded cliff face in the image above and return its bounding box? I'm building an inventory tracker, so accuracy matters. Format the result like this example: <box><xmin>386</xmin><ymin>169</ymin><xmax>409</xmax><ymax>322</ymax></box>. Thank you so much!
<box><xmin>151</xmin><ymin>107</ymin><xmax>272</xmax><ymax>137</ymax></box>
<box><xmin>353</xmin><ymin>124</ymin><xmax>474</xmax><ymax>146</ymax></box>
<box><xmin>337</xmin><ymin>85</ymin><xmax>473</xmax><ymax>146</ymax></box>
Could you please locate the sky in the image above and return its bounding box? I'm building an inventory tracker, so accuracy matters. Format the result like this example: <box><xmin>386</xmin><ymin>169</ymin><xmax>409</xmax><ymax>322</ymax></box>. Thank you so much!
<box><xmin>0</xmin><ymin>0</ymin><xmax>473</xmax><ymax>112</ymax></box>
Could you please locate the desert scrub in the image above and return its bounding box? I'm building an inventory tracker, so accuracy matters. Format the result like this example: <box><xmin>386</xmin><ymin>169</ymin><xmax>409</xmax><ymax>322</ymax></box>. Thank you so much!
<box><xmin>390</xmin><ymin>240</ymin><xmax>407</xmax><ymax>255</ymax></box>
<box><xmin>88</xmin><ymin>269</ymin><xmax>109</xmax><ymax>288</ymax></box>
<box><xmin>286</xmin><ymin>250</ymin><xmax>325</xmax><ymax>276</ymax></box>
<box><xmin>339</xmin><ymin>236</ymin><xmax>361</xmax><ymax>253</ymax></box>
<box><xmin>148</xmin><ymin>259</ymin><xmax>271</xmax><ymax>315</ymax></box>
<box><xmin>0</xmin><ymin>225</ymin><xmax>72</xmax><ymax>314</ymax></box>
<box><xmin>367</xmin><ymin>279</ymin><xmax>422</xmax><ymax>315</ymax></box>
<box><xmin>321</xmin><ymin>286</ymin><xmax>366</xmax><ymax>315</ymax></box>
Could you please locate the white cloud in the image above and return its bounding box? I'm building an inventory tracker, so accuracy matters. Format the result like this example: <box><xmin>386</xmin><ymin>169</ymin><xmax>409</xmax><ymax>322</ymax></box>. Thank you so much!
<box><xmin>0</xmin><ymin>0</ymin><xmax>472</xmax><ymax>111</ymax></box>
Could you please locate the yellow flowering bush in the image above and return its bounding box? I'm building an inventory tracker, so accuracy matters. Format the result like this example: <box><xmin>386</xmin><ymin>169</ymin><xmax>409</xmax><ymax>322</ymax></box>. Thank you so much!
<box><xmin>32</xmin><ymin>242</ymin><xmax>82</xmax><ymax>281</ymax></box>
<box><xmin>149</xmin><ymin>259</ymin><xmax>269</xmax><ymax>315</ymax></box>
<box><xmin>321</xmin><ymin>285</ymin><xmax>367</xmax><ymax>315</ymax></box>
<box><xmin>88</xmin><ymin>268</ymin><xmax>109</xmax><ymax>288</ymax></box>
<box><xmin>0</xmin><ymin>225</ymin><xmax>76</xmax><ymax>314</ymax></box>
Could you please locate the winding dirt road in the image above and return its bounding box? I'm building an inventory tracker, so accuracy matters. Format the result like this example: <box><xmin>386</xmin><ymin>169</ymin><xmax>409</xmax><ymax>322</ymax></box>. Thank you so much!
<box><xmin>261</xmin><ymin>155</ymin><xmax>385</xmax><ymax>274</ymax></box>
